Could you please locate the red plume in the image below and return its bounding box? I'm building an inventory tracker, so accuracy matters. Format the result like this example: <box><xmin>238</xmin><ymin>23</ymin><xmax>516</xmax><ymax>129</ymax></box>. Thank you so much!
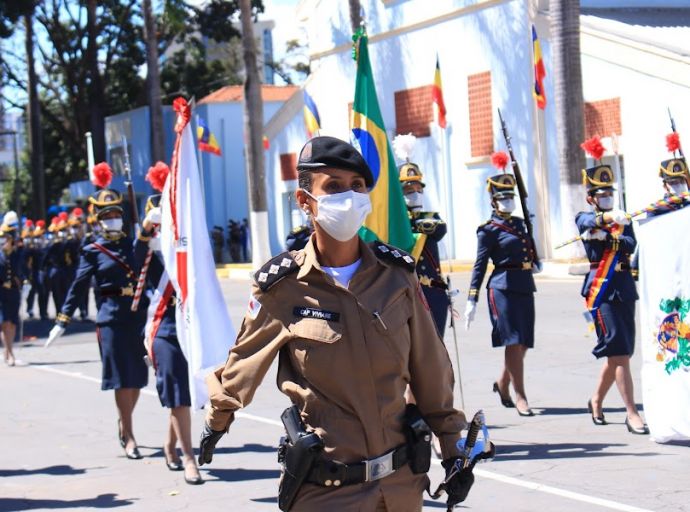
<box><xmin>666</xmin><ymin>132</ymin><xmax>681</xmax><ymax>153</ymax></box>
<box><xmin>92</xmin><ymin>162</ymin><xmax>113</xmax><ymax>188</ymax></box>
<box><xmin>491</xmin><ymin>151</ymin><xmax>510</xmax><ymax>171</ymax></box>
<box><xmin>25</xmin><ymin>219</ymin><xmax>34</xmax><ymax>227</ymax></box>
<box><xmin>580</xmin><ymin>136</ymin><xmax>605</xmax><ymax>161</ymax></box>
<box><xmin>36</xmin><ymin>220</ymin><xmax>46</xmax><ymax>228</ymax></box>
<box><xmin>58</xmin><ymin>212</ymin><xmax>68</xmax><ymax>221</ymax></box>
<box><xmin>51</xmin><ymin>216</ymin><xmax>59</xmax><ymax>226</ymax></box>
<box><xmin>146</xmin><ymin>161</ymin><xmax>170</xmax><ymax>192</ymax></box>
<box><xmin>72</xmin><ymin>207</ymin><xmax>83</xmax><ymax>217</ymax></box>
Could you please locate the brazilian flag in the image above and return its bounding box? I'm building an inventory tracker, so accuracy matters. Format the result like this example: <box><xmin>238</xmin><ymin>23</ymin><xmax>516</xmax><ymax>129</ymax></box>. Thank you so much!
<box><xmin>351</xmin><ymin>30</ymin><xmax>418</xmax><ymax>256</ymax></box>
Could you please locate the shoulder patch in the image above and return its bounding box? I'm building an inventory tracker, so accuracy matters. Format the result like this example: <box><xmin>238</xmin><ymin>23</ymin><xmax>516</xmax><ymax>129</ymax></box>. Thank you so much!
<box><xmin>371</xmin><ymin>241</ymin><xmax>415</xmax><ymax>272</ymax></box>
<box><xmin>254</xmin><ymin>252</ymin><xmax>299</xmax><ymax>292</ymax></box>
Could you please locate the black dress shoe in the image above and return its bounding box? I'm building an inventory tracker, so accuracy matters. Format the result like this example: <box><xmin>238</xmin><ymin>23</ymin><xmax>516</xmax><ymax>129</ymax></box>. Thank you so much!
<box><xmin>125</xmin><ymin>446</ymin><xmax>143</xmax><ymax>460</ymax></box>
<box><xmin>493</xmin><ymin>382</ymin><xmax>515</xmax><ymax>408</ymax></box>
<box><xmin>517</xmin><ymin>407</ymin><xmax>535</xmax><ymax>417</ymax></box>
<box><xmin>587</xmin><ymin>399</ymin><xmax>607</xmax><ymax>426</ymax></box>
<box><xmin>184</xmin><ymin>473</ymin><xmax>204</xmax><ymax>485</ymax></box>
<box><xmin>165</xmin><ymin>456</ymin><xmax>183</xmax><ymax>471</ymax></box>
<box><xmin>625</xmin><ymin>417</ymin><xmax>649</xmax><ymax>435</ymax></box>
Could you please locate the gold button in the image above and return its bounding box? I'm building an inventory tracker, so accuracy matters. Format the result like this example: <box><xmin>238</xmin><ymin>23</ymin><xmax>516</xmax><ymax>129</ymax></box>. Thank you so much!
<box><xmin>522</xmin><ymin>248</ymin><xmax>527</xmax><ymax>252</ymax></box>
<box><xmin>333</xmin><ymin>480</ymin><xmax>341</xmax><ymax>486</ymax></box>
<box><xmin>324</xmin><ymin>480</ymin><xmax>332</xmax><ymax>487</ymax></box>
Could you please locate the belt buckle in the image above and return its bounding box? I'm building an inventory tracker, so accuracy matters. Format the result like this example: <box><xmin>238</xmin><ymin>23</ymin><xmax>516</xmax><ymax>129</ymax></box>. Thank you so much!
<box><xmin>365</xmin><ymin>450</ymin><xmax>394</xmax><ymax>482</ymax></box>
<box><xmin>614</xmin><ymin>262</ymin><xmax>622</xmax><ymax>272</ymax></box>
<box><xmin>522</xmin><ymin>262</ymin><xmax>532</xmax><ymax>270</ymax></box>
<box><xmin>121</xmin><ymin>285</ymin><xmax>134</xmax><ymax>297</ymax></box>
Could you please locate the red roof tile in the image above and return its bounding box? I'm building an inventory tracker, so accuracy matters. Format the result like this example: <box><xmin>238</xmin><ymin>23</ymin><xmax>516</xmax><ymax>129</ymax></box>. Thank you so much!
<box><xmin>199</xmin><ymin>84</ymin><xmax>299</xmax><ymax>104</ymax></box>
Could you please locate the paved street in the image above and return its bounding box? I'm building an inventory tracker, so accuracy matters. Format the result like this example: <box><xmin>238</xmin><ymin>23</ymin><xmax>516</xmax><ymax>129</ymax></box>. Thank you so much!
<box><xmin>1</xmin><ymin>272</ymin><xmax>688</xmax><ymax>512</ymax></box>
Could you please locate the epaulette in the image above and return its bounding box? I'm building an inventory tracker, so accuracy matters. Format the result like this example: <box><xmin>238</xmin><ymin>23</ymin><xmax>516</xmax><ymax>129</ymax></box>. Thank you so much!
<box><xmin>477</xmin><ymin>220</ymin><xmax>492</xmax><ymax>230</ymax></box>
<box><xmin>290</xmin><ymin>225</ymin><xmax>309</xmax><ymax>235</ymax></box>
<box><xmin>254</xmin><ymin>252</ymin><xmax>299</xmax><ymax>292</ymax></box>
<box><xmin>370</xmin><ymin>241</ymin><xmax>415</xmax><ymax>272</ymax></box>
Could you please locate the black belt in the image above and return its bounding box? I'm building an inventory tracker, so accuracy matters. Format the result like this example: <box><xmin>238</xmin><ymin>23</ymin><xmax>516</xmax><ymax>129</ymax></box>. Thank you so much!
<box><xmin>98</xmin><ymin>286</ymin><xmax>134</xmax><ymax>298</ymax></box>
<box><xmin>306</xmin><ymin>444</ymin><xmax>408</xmax><ymax>487</ymax></box>
<box><xmin>494</xmin><ymin>262</ymin><xmax>533</xmax><ymax>271</ymax></box>
<box><xmin>418</xmin><ymin>275</ymin><xmax>448</xmax><ymax>290</ymax></box>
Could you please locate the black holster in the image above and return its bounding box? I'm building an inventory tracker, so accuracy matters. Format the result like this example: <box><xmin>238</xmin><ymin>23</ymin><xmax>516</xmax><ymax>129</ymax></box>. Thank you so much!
<box><xmin>403</xmin><ymin>404</ymin><xmax>432</xmax><ymax>474</ymax></box>
<box><xmin>277</xmin><ymin>407</ymin><xmax>324</xmax><ymax>511</ymax></box>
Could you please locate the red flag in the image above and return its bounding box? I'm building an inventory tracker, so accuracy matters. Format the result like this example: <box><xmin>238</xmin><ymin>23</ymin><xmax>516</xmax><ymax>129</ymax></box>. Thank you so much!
<box><xmin>432</xmin><ymin>55</ymin><xmax>447</xmax><ymax>129</ymax></box>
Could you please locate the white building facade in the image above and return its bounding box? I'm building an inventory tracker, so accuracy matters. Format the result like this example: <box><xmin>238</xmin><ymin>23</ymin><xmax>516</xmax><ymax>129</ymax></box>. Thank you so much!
<box><xmin>263</xmin><ymin>0</ymin><xmax>690</xmax><ymax>260</ymax></box>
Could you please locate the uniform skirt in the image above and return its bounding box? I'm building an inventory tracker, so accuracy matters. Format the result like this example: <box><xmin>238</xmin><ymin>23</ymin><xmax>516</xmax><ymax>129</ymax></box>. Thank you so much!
<box><xmin>96</xmin><ymin>323</ymin><xmax>148</xmax><ymax>390</ymax></box>
<box><xmin>487</xmin><ymin>288</ymin><xmax>535</xmax><ymax>348</ymax></box>
<box><xmin>421</xmin><ymin>285</ymin><xmax>449</xmax><ymax>338</ymax></box>
<box><xmin>0</xmin><ymin>286</ymin><xmax>20</xmax><ymax>325</ymax></box>
<box><xmin>592</xmin><ymin>300</ymin><xmax>636</xmax><ymax>359</ymax></box>
<box><xmin>152</xmin><ymin>335</ymin><xmax>191</xmax><ymax>408</ymax></box>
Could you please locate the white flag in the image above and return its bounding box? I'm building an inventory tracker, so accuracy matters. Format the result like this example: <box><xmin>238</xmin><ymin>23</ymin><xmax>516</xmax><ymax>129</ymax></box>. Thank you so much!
<box><xmin>637</xmin><ymin>206</ymin><xmax>690</xmax><ymax>442</ymax></box>
<box><xmin>160</xmin><ymin>98</ymin><xmax>235</xmax><ymax>410</ymax></box>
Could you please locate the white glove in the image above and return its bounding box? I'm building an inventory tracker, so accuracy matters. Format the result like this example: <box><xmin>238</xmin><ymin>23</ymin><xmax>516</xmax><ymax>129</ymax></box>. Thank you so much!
<box><xmin>144</xmin><ymin>206</ymin><xmax>162</xmax><ymax>227</ymax></box>
<box><xmin>608</xmin><ymin>209</ymin><xmax>630</xmax><ymax>226</ymax></box>
<box><xmin>45</xmin><ymin>325</ymin><xmax>66</xmax><ymax>348</ymax></box>
<box><xmin>464</xmin><ymin>301</ymin><xmax>477</xmax><ymax>331</ymax></box>
<box><xmin>581</xmin><ymin>229</ymin><xmax>608</xmax><ymax>241</ymax></box>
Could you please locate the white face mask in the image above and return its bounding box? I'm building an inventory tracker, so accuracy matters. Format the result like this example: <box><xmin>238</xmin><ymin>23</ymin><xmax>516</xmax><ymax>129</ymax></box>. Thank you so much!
<box><xmin>669</xmin><ymin>181</ymin><xmax>688</xmax><ymax>196</ymax></box>
<box><xmin>306</xmin><ymin>190</ymin><xmax>372</xmax><ymax>242</ymax></box>
<box><xmin>404</xmin><ymin>191</ymin><xmax>424</xmax><ymax>210</ymax></box>
<box><xmin>100</xmin><ymin>218</ymin><xmax>123</xmax><ymax>233</ymax></box>
<box><xmin>496</xmin><ymin>197</ymin><xmax>516</xmax><ymax>214</ymax></box>
<box><xmin>596</xmin><ymin>195</ymin><xmax>614</xmax><ymax>211</ymax></box>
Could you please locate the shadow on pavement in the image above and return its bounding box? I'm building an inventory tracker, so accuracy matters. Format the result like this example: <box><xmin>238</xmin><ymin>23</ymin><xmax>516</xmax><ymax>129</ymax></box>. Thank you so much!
<box><xmin>215</xmin><ymin>443</ymin><xmax>277</xmax><ymax>455</ymax></box>
<box><xmin>0</xmin><ymin>465</ymin><xmax>87</xmax><ymax>477</ymax></box>
<box><xmin>538</xmin><ymin>405</ymin><xmax>641</xmax><ymax>416</ymax></box>
<box><xmin>251</xmin><ymin>496</ymin><xmax>278</xmax><ymax>504</ymax></box>
<box><xmin>0</xmin><ymin>493</ymin><xmax>135</xmax><ymax>511</ymax></box>
<box><xmin>21</xmin><ymin>318</ymin><xmax>96</xmax><ymax>340</ymax></box>
<box><xmin>423</xmin><ymin>499</ymin><xmax>451</xmax><ymax>508</ymax></box>
<box><xmin>203</xmin><ymin>467</ymin><xmax>281</xmax><ymax>482</ymax></box>
<box><xmin>494</xmin><ymin>442</ymin><xmax>659</xmax><ymax>462</ymax></box>
<box><xmin>29</xmin><ymin>360</ymin><xmax>99</xmax><ymax>366</ymax></box>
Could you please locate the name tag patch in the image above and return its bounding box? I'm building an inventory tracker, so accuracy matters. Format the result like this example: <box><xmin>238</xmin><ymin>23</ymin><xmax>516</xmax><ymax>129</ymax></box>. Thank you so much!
<box><xmin>293</xmin><ymin>307</ymin><xmax>340</xmax><ymax>322</ymax></box>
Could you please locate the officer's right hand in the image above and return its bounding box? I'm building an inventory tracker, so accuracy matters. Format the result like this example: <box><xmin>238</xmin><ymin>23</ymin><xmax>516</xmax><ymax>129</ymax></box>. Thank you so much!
<box><xmin>142</xmin><ymin>206</ymin><xmax>162</xmax><ymax>230</ymax></box>
<box><xmin>198</xmin><ymin>422</ymin><xmax>225</xmax><ymax>466</ymax></box>
<box><xmin>45</xmin><ymin>325</ymin><xmax>66</xmax><ymax>348</ymax></box>
<box><xmin>441</xmin><ymin>458</ymin><xmax>475</xmax><ymax>507</ymax></box>
<box><xmin>464</xmin><ymin>301</ymin><xmax>476</xmax><ymax>331</ymax></box>
<box><xmin>582</xmin><ymin>229</ymin><xmax>607</xmax><ymax>241</ymax></box>
<box><xmin>606</xmin><ymin>209</ymin><xmax>631</xmax><ymax>226</ymax></box>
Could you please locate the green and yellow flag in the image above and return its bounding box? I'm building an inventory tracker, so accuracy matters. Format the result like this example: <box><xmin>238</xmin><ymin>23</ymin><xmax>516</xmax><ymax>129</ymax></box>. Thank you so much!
<box><xmin>351</xmin><ymin>30</ymin><xmax>418</xmax><ymax>255</ymax></box>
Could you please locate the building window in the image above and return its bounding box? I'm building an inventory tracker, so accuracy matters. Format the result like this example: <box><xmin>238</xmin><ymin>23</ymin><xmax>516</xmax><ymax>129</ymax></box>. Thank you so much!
<box><xmin>280</xmin><ymin>153</ymin><xmax>297</xmax><ymax>181</ymax></box>
<box><xmin>584</xmin><ymin>98</ymin><xmax>621</xmax><ymax>139</ymax></box>
<box><xmin>394</xmin><ymin>85</ymin><xmax>434</xmax><ymax>137</ymax></box>
<box><xmin>467</xmin><ymin>71</ymin><xmax>493</xmax><ymax>158</ymax></box>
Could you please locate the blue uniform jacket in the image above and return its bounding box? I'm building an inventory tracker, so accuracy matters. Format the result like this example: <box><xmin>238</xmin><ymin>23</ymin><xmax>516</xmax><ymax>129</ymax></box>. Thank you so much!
<box><xmin>61</xmin><ymin>235</ymin><xmax>148</xmax><ymax>325</ymax></box>
<box><xmin>575</xmin><ymin>211</ymin><xmax>638</xmax><ymax>301</ymax></box>
<box><xmin>411</xmin><ymin>211</ymin><xmax>447</xmax><ymax>285</ymax></box>
<box><xmin>468</xmin><ymin>213</ymin><xmax>536</xmax><ymax>301</ymax></box>
<box><xmin>0</xmin><ymin>248</ymin><xmax>25</xmax><ymax>289</ymax></box>
<box><xmin>133</xmin><ymin>237</ymin><xmax>176</xmax><ymax>339</ymax></box>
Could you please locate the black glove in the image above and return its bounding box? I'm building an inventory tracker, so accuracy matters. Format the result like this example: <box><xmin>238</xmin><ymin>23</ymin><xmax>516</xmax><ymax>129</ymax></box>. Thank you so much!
<box><xmin>198</xmin><ymin>422</ymin><xmax>225</xmax><ymax>466</ymax></box>
<box><xmin>441</xmin><ymin>458</ymin><xmax>475</xmax><ymax>508</ymax></box>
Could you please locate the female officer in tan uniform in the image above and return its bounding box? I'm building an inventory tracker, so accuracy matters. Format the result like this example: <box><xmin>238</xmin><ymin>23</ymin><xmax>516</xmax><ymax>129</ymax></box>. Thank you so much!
<box><xmin>198</xmin><ymin>136</ymin><xmax>473</xmax><ymax>511</ymax></box>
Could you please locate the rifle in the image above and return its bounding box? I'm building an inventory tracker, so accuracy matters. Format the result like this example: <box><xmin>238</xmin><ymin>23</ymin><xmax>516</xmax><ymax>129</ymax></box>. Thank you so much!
<box><xmin>497</xmin><ymin>109</ymin><xmax>540</xmax><ymax>266</ymax></box>
<box><xmin>668</xmin><ymin>107</ymin><xmax>685</xmax><ymax>159</ymax></box>
<box><xmin>121</xmin><ymin>135</ymin><xmax>140</xmax><ymax>235</ymax></box>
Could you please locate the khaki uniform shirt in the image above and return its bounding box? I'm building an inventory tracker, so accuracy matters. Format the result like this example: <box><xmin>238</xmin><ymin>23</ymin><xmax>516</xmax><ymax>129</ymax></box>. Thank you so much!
<box><xmin>206</xmin><ymin>238</ymin><xmax>467</xmax><ymax>511</ymax></box>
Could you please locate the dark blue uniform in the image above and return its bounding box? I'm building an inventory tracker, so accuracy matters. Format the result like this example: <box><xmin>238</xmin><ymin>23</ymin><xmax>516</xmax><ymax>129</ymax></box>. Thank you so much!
<box><xmin>43</xmin><ymin>236</ymin><xmax>78</xmax><ymax>313</ymax></box>
<box><xmin>411</xmin><ymin>211</ymin><xmax>450</xmax><ymax>337</ymax></box>
<box><xmin>468</xmin><ymin>213</ymin><xmax>536</xmax><ymax>348</ymax></box>
<box><xmin>60</xmin><ymin>235</ymin><xmax>148</xmax><ymax>390</ymax></box>
<box><xmin>134</xmin><ymin>237</ymin><xmax>190</xmax><ymax>408</ymax></box>
<box><xmin>285</xmin><ymin>224</ymin><xmax>311</xmax><ymax>252</ymax></box>
<box><xmin>0</xmin><ymin>247</ymin><xmax>24</xmax><ymax>325</ymax></box>
<box><xmin>575</xmin><ymin>212</ymin><xmax>638</xmax><ymax>358</ymax></box>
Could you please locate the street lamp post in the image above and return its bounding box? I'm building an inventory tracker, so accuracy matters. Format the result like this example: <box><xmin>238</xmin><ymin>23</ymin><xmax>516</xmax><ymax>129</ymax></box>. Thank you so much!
<box><xmin>0</xmin><ymin>129</ymin><xmax>21</xmax><ymax>221</ymax></box>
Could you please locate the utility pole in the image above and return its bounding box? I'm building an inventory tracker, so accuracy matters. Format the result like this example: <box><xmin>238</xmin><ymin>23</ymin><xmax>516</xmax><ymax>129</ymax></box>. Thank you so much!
<box><xmin>0</xmin><ymin>130</ymin><xmax>21</xmax><ymax>219</ymax></box>
<box><xmin>143</xmin><ymin>0</ymin><xmax>165</xmax><ymax>163</ymax></box>
<box><xmin>239</xmin><ymin>0</ymin><xmax>270</xmax><ymax>266</ymax></box>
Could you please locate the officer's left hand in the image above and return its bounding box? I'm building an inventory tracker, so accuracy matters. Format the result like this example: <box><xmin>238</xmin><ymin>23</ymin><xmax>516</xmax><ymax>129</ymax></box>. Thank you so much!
<box><xmin>198</xmin><ymin>422</ymin><xmax>225</xmax><ymax>466</ymax></box>
<box><xmin>532</xmin><ymin>261</ymin><xmax>543</xmax><ymax>274</ymax></box>
<box><xmin>441</xmin><ymin>458</ymin><xmax>475</xmax><ymax>507</ymax></box>
<box><xmin>142</xmin><ymin>206</ymin><xmax>162</xmax><ymax>231</ymax></box>
<box><xmin>45</xmin><ymin>325</ymin><xmax>66</xmax><ymax>348</ymax></box>
<box><xmin>464</xmin><ymin>301</ymin><xmax>476</xmax><ymax>331</ymax></box>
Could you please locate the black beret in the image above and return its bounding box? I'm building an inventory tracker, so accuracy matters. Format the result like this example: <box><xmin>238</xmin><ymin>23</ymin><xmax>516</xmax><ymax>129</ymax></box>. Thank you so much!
<box><xmin>296</xmin><ymin>136</ymin><xmax>374</xmax><ymax>188</ymax></box>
